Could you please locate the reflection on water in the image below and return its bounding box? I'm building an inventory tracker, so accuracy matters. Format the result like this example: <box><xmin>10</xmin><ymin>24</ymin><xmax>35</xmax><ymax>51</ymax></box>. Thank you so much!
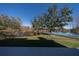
<box><xmin>0</xmin><ymin>47</ymin><xmax>79</xmax><ymax>56</ymax></box>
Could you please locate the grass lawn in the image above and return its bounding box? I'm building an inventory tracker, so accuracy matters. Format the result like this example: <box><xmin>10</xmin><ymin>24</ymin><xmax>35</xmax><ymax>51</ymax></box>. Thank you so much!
<box><xmin>71</xmin><ymin>36</ymin><xmax>79</xmax><ymax>39</ymax></box>
<box><xmin>57</xmin><ymin>41</ymin><xmax>79</xmax><ymax>48</ymax></box>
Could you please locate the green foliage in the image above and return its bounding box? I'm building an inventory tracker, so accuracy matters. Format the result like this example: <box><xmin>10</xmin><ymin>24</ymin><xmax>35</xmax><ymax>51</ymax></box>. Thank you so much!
<box><xmin>0</xmin><ymin>14</ymin><xmax>21</xmax><ymax>30</ymax></box>
<box><xmin>60</xmin><ymin>7</ymin><xmax>72</xmax><ymax>25</ymax></box>
<box><xmin>32</xmin><ymin>4</ymin><xmax>73</xmax><ymax>33</ymax></box>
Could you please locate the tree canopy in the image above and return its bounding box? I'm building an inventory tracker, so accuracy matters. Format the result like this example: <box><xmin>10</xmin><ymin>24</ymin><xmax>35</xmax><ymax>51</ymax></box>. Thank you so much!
<box><xmin>32</xmin><ymin>4</ymin><xmax>73</xmax><ymax>33</ymax></box>
<box><xmin>0</xmin><ymin>14</ymin><xmax>21</xmax><ymax>30</ymax></box>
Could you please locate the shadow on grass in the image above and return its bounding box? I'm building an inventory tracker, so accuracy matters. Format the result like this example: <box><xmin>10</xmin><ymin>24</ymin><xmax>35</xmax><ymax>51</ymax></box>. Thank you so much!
<box><xmin>0</xmin><ymin>37</ymin><xmax>66</xmax><ymax>47</ymax></box>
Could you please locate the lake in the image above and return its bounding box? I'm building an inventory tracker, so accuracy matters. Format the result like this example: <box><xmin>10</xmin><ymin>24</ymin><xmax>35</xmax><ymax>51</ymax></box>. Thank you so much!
<box><xmin>47</xmin><ymin>32</ymin><xmax>79</xmax><ymax>37</ymax></box>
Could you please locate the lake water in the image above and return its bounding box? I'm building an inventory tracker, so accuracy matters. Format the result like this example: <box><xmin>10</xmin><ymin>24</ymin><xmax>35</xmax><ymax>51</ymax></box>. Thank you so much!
<box><xmin>48</xmin><ymin>32</ymin><xmax>79</xmax><ymax>37</ymax></box>
<box><xmin>0</xmin><ymin>47</ymin><xmax>79</xmax><ymax>56</ymax></box>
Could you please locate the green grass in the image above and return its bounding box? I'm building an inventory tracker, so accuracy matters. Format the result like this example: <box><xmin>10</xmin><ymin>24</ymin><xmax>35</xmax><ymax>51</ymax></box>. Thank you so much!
<box><xmin>57</xmin><ymin>41</ymin><xmax>79</xmax><ymax>48</ymax></box>
<box><xmin>71</xmin><ymin>36</ymin><xmax>79</xmax><ymax>39</ymax></box>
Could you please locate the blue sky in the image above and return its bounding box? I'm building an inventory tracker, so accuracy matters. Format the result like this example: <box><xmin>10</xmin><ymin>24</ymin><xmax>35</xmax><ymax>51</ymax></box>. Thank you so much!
<box><xmin>0</xmin><ymin>3</ymin><xmax>79</xmax><ymax>29</ymax></box>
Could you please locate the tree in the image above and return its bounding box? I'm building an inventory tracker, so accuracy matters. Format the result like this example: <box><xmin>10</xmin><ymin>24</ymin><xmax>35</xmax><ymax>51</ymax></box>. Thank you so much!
<box><xmin>32</xmin><ymin>17</ymin><xmax>39</xmax><ymax>32</ymax></box>
<box><xmin>11</xmin><ymin>17</ymin><xmax>21</xmax><ymax>29</ymax></box>
<box><xmin>60</xmin><ymin>6</ymin><xmax>72</xmax><ymax>31</ymax></box>
<box><xmin>32</xmin><ymin>4</ymin><xmax>73</xmax><ymax>34</ymax></box>
<box><xmin>32</xmin><ymin>13</ymin><xmax>48</xmax><ymax>34</ymax></box>
<box><xmin>0</xmin><ymin>14</ymin><xmax>22</xmax><ymax>30</ymax></box>
<box><xmin>32</xmin><ymin>17</ymin><xmax>40</xmax><ymax>35</ymax></box>
<box><xmin>46</xmin><ymin>4</ymin><xmax>59</xmax><ymax>33</ymax></box>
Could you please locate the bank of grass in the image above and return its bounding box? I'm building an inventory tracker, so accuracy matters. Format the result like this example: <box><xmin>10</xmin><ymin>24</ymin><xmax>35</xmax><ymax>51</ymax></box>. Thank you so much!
<box><xmin>57</xmin><ymin>41</ymin><xmax>79</xmax><ymax>48</ymax></box>
<box><xmin>71</xmin><ymin>36</ymin><xmax>79</xmax><ymax>39</ymax></box>
<box><xmin>30</xmin><ymin>34</ymin><xmax>79</xmax><ymax>48</ymax></box>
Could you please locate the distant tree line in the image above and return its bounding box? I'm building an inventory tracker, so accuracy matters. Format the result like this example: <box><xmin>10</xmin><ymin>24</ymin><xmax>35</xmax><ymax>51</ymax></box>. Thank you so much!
<box><xmin>71</xmin><ymin>25</ymin><xmax>79</xmax><ymax>34</ymax></box>
<box><xmin>32</xmin><ymin>4</ymin><xmax>73</xmax><ymax>33</ymax></box>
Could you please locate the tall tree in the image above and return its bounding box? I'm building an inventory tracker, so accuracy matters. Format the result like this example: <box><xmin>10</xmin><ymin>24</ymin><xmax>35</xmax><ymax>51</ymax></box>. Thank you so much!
<box><xmin>32</xmin><ymin>17</ymin><xmax>39</xmax><ymax>31</ymax></box>
<box><xmin>47</xmin><ymin>4</ymin><xmax>59</xmax><ymax>33</ymax></box>
<box><xmin>32</xmin><ymin>4</ymin><xmax>73</xmax><ymax>34</ymax></box>
<box><xmin>60</xmin><ymin>6</ymin><xmax>72</xmax><ymax>31</ymax></box>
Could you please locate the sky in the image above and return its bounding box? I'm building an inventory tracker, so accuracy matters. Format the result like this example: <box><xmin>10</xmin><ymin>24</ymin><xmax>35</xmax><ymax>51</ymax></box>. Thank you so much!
<box><xmin>0</xmin><ymin>3</ymin><xmax>79</xmax><ymax>29</ymax></box>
